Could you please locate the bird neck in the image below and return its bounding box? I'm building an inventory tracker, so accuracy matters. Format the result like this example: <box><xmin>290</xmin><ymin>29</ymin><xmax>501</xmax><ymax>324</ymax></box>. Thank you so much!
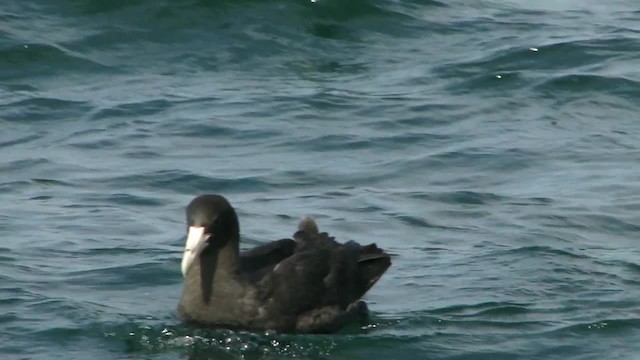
<box><xmin>201</xmin><ymin>237</ymin><xmax>241</xmax><ymax>273</ymax></box>
<box><xmin>192</xmin><ymin>235</ymin><xmax>241</xmax><ymax>305</ymax></box>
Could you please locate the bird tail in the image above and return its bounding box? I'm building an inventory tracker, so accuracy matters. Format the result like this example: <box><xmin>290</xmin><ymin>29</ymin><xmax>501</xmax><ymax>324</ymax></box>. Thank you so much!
<box><xmin>355</xmin><ymin>243</ymin><xmax>391</xmax><ymax>297</ymax></box>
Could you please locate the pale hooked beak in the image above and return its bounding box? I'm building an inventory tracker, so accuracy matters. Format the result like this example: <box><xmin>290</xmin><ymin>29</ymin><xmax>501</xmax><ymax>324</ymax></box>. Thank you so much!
<box><xmin>181</xmin><ymin>226</ymin><xmax>210</xmax><ymax>276</ymax></box>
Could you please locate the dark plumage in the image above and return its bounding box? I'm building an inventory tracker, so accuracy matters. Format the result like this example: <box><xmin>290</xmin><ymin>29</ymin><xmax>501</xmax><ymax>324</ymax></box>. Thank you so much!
<box><xmin>177</xmin><ymin>194</ymin><xmax>391</xmax><ymax>333</ymax></box>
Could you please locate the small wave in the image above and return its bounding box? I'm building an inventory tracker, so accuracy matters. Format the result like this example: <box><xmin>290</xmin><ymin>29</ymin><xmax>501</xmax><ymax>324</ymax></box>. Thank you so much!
<box><xmin>526</xmin><ymin>212</ymin><xmax>640</xmax><ymax>233</ymax></box>
<box><xmin>378</xmin><ymin>310</ymin><xmax>552</xmax><ymax>338</ymax></box>
<box><xmin>534</xmin><ymin>73</ymin><xmax>640</xmax><ymax>99</ymax></box>
<box><xmin>305</xmin><ymin>0</ymin><xmax>390</xmax><ymax>21</ymax></box>
<box><xmin>96</xmin><ymin>170</ymin><xmax>271</xmax><ymax>195</ymax></box>
<box><xmin>437</xmin><ymin>37</ymin><xmax>639</xmax><ymax>78</ymax></box>
<box><xmin>169</xmin><ymin>123</ymin><xmax>282</xmax><ymax>141</ymax></box>
<box><xmin>122</xmin><ymin>150</ymin><xmax>163</xmax><ymax>159</ymax></box>
<box><xmin>0</xmin><ymin>82</ymin><xmax>37</xmax><ymax>92</ymax></box>
<box><xmin>1</xmin><ymin>96</ymin><xmax>92</xmax><ymax>121</ymax></box>
<box><xmin>288</xmin><ymin>59</ymin><xmax>369</xmax><ymax>80</ymax></box>
<box><xmin>77</xmin><ymin>192</ymin><xmax>166</xmax><ymax>207</ymax></box>
<box><xmin>30</xmin><ymin>178</ymin><xmax>73</xmax><ymax>187</ymax></box>
<box><xmin>275</xmin><ymin>134</ymin><xmax>371</xmax><ymax>152</ymax></box>
<box><xmin>73</xmin><ymin>0</ymin><xmax>146</xmax><ymax>15</ymax></box>
<box><xmin>0</xmin><ymin>158</ymin><xmax>51</xmax><ymax>172</ymax></box>
<box><xmin>619</xmin><ymin>261</ymin><xmax>640</xmax><ymax>274</ymax></box>
<box><xmin>0</xmin><ymin>42</ymin><xmax>113</xmax><ymax>79</ymax></box>
<box><xmin>399</xmin><ymin>147</ymin><xmax>540</xmax><ymax>174</ymax></box>
<box><xmin>435</xmin><ymin>36</ymin><xmax>640</xmax><ymax>96</ymax></box>
<box><xmin>109</xmin><ymin>322</ymin><xmax>347</xmax><ymax>359</ymax></box>
<box><xmin>404</xmin><ymin>190</ymin><xmax>507</xmax><ymax>205</ymax></box>
<box><xmin>492</xmin><ymin>245</ymin><xmax>590</xmax><ymax>261</ymax></box>
<box><xmin>66</xmin><ymin>261</ymin><xmax>179</xmax><ymax>288</ymax></box>
<box><xmin>0</xmin><ymin>134</ymin><xmax>43</xmax><ymax>149</ymax></box>
<box><xmin>429</xmin><ymin>301</ymin><xmax>531</xmax><ymax>316</ymax></box>
<box><xmin>545</xmin><ymin>318</ymin><xmax>640</xmax><ymax>336</ymax></box>
<box><xmin>90</xmin><ymin>99</ymin><xmax>174</xmax><ymax>121</ymax></box>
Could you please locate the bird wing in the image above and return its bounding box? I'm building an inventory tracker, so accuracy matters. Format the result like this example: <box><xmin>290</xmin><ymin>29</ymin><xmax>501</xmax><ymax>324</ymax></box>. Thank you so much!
<box><xmin>260</xmin><ymin>248</ymin><xmax>334</xmax><ymax>313</ymax></box>
<box><xmin>240</xmin><ymin>238</ymin><xmax>296</xmax><ymax>274</ymax></box>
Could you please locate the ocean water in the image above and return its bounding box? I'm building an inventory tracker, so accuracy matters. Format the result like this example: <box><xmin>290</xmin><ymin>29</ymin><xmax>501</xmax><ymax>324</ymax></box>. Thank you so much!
<box><xmin>2</xmin><ymin>0</ymin><xmax>640</xmax><ymax>359</ymax></box>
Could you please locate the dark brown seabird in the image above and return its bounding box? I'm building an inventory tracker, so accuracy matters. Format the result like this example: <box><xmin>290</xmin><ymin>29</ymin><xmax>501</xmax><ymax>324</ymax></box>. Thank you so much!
<box><xmin>178</xmin><ymin>194</ymin><xmax>391</xmax><ymax>334</ymax></box>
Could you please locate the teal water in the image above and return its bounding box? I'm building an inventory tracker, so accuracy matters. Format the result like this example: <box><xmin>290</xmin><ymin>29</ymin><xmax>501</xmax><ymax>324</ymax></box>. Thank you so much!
<box><xmin>2</xmin><ymin>0</ymin><xmax>640</xmax><ymax>359</ymax></box>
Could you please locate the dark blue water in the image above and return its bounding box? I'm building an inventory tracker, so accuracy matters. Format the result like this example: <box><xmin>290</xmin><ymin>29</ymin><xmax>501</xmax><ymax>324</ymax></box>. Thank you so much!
<box><xmin>2</xmin><ymin>0</ymin><xmax>640</xmax><ymax>359</ymax></box>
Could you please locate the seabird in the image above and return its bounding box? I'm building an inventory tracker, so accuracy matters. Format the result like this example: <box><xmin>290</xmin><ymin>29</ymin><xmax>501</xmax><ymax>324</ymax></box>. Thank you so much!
<box><xmin>177</xmin><ymin>194</ymin><xmax>391</xmax><ymax>333</ymax></box>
